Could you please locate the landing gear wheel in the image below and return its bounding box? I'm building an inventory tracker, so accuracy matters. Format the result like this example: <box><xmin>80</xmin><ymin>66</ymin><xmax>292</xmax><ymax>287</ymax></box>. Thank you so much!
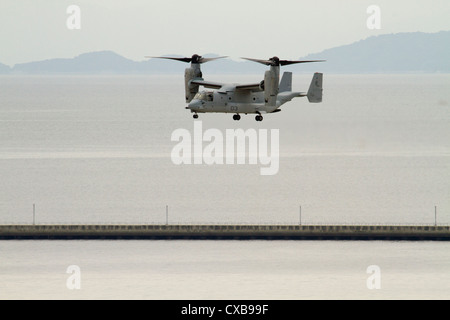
<box><xmin>233</xmin><ymin>114</ymin><xmax>241</xmax><ymax>121</ymax></box>
<box><xmin>255</xmin><ymin>115</ymin><xmax>263</xmax><ymax>121</ymax></box>
<box><xmin>193</xmin><ymin>114</ymin><xmax>199</xmax><ymax>119</ymax></box>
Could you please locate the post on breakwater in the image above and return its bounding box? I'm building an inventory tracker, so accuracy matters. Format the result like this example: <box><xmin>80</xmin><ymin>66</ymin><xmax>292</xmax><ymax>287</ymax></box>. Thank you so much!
<box><xmin>435</xmin><ymin>206</ymin><xmax>437</xmax><ymax>226</ymax></box>
<box><xmin>299</xmin><ymin>205</ymin><xmax>302</xmax><ymax>226</ymax></box>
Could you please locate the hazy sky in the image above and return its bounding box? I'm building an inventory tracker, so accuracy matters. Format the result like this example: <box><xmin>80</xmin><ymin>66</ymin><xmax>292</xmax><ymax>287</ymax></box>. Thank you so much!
<box><xmin>0</xmin><ymin>0</ymin><xmax>449</xmax><ymax>66</ymax></box>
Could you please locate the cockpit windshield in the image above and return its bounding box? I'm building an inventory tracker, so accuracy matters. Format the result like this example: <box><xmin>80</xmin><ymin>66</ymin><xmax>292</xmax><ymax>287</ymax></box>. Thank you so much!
<box><xmin>194</xmin><ymin>91</ymin><xmax>213</xmax><ymax>102</ymax></box>
<box><xmin>194</xmin><ymin>92</ymin><xmax>206</xmax><ymax>101</ymax></box>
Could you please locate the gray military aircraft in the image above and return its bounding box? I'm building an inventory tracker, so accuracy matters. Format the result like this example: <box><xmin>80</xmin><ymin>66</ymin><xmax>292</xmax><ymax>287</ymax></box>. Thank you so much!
<box><xmin>149</xmin><ymin>54</ymin><xmax>324</xmax><ymax>121</ymax></box>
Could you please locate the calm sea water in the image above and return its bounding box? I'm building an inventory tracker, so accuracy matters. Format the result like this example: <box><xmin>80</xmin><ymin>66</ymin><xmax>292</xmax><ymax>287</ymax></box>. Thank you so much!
<box><xmin>0</xmin><ymin>74</ymin><xmax>449</xmax><ymax>299</ymax></box>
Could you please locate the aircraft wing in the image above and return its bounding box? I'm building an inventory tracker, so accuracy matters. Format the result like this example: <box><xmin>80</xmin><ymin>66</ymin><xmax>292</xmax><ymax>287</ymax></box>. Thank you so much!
<box><xmin>190</xmin><ymin>79</ymin><xmax>224</xmax><ymax>89</ymax></box>
<box><xmin>235</xmin><ymin>83</ymin><xmax>263</xmax><ymax>92</ymax></box>
<box><xmin>190</xmin><ymin>79</ymin><xmax>263</xmax><ymax>92</ymax></box>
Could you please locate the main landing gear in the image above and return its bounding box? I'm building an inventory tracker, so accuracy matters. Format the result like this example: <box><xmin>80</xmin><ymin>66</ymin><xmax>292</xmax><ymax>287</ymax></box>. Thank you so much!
<box><xmin>193</xmin><ymin>113</ymin><xmax>199</xmax><ymax>119</ymax></box>
<box><xmin>232</xmin><ymin>113</ymin><xmax>263</xmax><ymax>121</ymax></box>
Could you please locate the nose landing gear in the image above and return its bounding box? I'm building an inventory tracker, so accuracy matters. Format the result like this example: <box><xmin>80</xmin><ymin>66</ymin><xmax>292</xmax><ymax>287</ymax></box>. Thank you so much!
<box><xmin>255</xmin><ymin>114</ymin><xmax>263</xmax><ymax>122</ymax></box>
<box><xmin>232</xmin><ymin>114</ymin><xmax>241</xmax><ymax>121</ymax></box>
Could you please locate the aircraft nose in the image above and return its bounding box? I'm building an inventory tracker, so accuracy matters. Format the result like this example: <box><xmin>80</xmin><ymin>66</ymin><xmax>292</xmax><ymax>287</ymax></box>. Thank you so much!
<box><xmin>187</xmin><ymin>99</ymin><xmax>203</xmax><ymax>110</ymax></box>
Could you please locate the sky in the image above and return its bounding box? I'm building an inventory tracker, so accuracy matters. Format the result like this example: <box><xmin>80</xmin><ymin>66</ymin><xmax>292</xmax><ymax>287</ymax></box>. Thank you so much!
<box><xmin>0</xmin><ymin>0</ymin><xmax>449</xmax><ymax>66</ymax></box>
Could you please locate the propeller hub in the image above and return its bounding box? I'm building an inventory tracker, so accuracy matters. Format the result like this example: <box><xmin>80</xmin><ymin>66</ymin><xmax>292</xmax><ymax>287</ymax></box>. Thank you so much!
<box><xmin>270</xmin><ymin>56</ymin><xmax>280</xmax><ymax>66</ymax></box>
<box><xmin>191</xmin><ymin>54</ymin><xmax>202</xmax><ymax>64</ymax></box>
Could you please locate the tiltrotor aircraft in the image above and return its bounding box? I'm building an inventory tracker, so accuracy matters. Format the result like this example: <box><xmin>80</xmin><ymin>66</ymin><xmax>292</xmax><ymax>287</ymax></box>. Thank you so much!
<box><xmin>149</xmin><ymin>54</ymin><xmax>324</xmax><ymax>121</ymax></box>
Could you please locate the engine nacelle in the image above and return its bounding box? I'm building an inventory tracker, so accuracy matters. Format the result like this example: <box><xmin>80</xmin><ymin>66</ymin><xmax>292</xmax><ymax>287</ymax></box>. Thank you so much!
<box><xmin>264</xmin><ymin>69</ymin><xmax>279</xmax><ymax>106</ymax></box>
<box><xmin>185</xmin><ymin>67</ymin><xmax>200</xmax><ymax>103</ymax></box>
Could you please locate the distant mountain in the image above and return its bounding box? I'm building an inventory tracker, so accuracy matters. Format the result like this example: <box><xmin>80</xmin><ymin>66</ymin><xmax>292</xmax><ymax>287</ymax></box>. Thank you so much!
<box><xmin>7</xmin><ymin>51</ymin><xmax>260</xmax><ymax>75</ymax></box>
<box><xmin>297</xmin><ymin>31</ymin><xmax>450</xmax><ymax>73</ymax></box>
<box><xmin>12</xmin><ymin>51</ymin><xmax>138</xmax><ymax>74</ymax></box>
<box><xmin>0</xmin><ymin>62</ymin><xmax>11</xmax><ymax>74</ymax></box>
<box><xmin>4</xmin><ymin>31</ymin><xmax>450</xmax><ymax>74</ymax></box>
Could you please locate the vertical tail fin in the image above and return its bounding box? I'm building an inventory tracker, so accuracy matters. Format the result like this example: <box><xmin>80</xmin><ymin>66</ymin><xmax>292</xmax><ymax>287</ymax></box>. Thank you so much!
<box><xmin>307</xmin><ymin>72</ymin><xmax>323</xmax><ymax>103</ymax></box>
<box><xmin>279</xmin><ymin>72</ymin><xmax>292</xmax><ymax>92</ymax></box>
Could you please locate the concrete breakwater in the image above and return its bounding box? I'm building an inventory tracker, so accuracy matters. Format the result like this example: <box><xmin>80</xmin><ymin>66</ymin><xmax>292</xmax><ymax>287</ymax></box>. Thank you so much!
<box><xmin>0</xmin><ymin>224</ymin><xmax>449</xmax><ymax>240</ymax></box>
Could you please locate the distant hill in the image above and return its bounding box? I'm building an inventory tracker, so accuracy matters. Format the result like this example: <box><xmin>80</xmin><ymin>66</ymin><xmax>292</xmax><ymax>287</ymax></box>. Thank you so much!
<box><xmin>11</xmin><ymin>51</ymin><xmax>138</xmax><ymax>74</ymax></box>
<box><xmin>3</xmin><ymin>31</ymin><xmax>449</xmax><ymax>74</ymax></box>
<box><xmin>0</xmin><ymin>62</ymin><xmax>11</xmax><ymax>74</ymax></box>
<box><xmin>297</xmin><ymin>31</ymin><xmax>450</xmax><ymax>73</ymax></box>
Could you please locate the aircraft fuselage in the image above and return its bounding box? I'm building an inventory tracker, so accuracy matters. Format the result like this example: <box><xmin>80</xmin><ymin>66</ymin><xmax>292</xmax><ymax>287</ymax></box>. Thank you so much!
<box><xmin>187</xmin><ymin>88</ymin><xmax>304</xmax><ymax>115</ymax></box>
<box><xmin>187</xmin><ymin>88</ymin><xmax>265</xmax><ymax>114</ymax></box>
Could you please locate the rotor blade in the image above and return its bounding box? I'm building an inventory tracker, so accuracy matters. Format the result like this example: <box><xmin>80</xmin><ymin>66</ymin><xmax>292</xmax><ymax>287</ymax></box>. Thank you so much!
<box><xmin>146</xmin><ymin>55</ymin><xmax>228</xmax><ymax>64</ymax></box>
<box><xmin>241</xmin><ymin>57</ymin><xmax>273</xmax><ymax>66</ymax></box>
<box><xmin>145</xmin><ymin>56</ymin><xmax>192</xmax><ymax>63</ymax></box>
<box><xmin>199</xmin><ymin>56</ymin><xmax>228</xmax><ymax>63</ymax></box>
<box><xmin>242</xmin><ymin>57</ymin><xmax>326</xmax><ymax>67</ymax></box>
<box><xmin>279</xmin><ymin>60</ymin><xmax>326</xmax><ymax>66</ymax></box>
